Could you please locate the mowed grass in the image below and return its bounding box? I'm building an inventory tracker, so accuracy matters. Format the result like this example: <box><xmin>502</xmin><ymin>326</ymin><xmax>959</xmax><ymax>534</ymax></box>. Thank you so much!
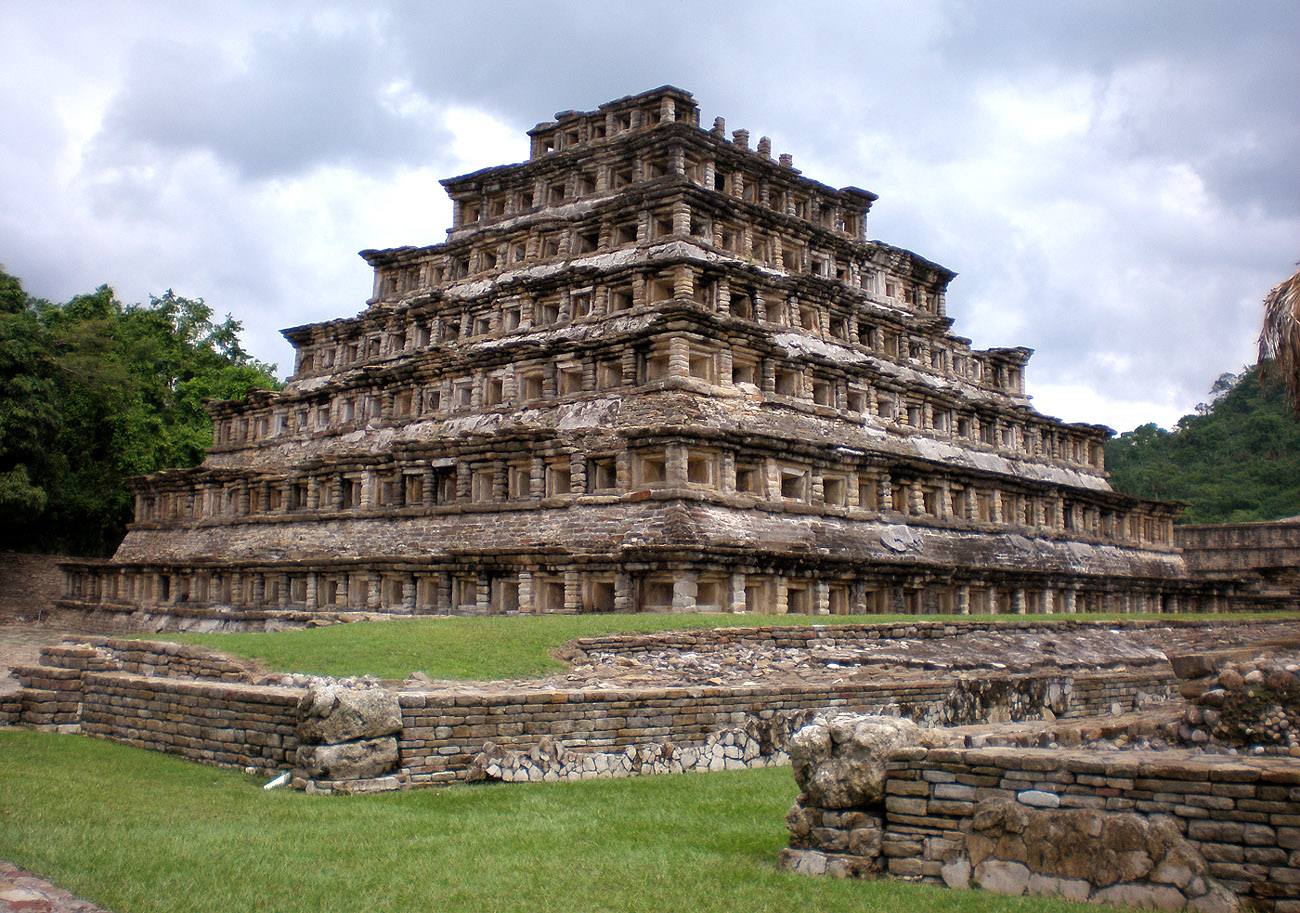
<box><xmin>164</xmin><ymin>611</ymin><xmax>1300</xmax><ymax>680</ymax></box>
<box><xmin>0</xmin><ymin>729</ymin><xmax>1098</xmax><ymax>913</ymax></box>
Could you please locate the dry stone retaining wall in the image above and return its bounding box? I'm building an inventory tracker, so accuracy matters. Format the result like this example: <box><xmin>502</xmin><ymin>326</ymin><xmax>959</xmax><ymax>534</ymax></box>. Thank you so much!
<box><xmin>78</xmin><ymin>672</ymin><xmax>302</xmax><ymax>773</ymax></box>
<box><xmin>782</xmin><ymin>716</ymin><xmax>1300</xmax><ymax>911</ymax></box>
<box><xmin>5</xmin><ymin>636</ymin><xmax>1175</xmax><ymax>790</ymax></box>
<box><xmin>397</xmin><ymin>670</ymin><xmax>1173</xmax><ymax>786</ymax></box>
<box><xmin>572</xmin><ymin>617</ymin><xmax>1271</xmax><ymax>655</ymax></box>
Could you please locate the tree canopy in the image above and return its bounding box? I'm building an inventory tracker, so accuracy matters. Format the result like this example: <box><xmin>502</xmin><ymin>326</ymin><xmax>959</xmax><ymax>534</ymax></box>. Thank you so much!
<box><xmin>1105</xmin><ymin>368</ymin><xmax>1300</xmax><ymax>524</ymax></box>
<box><xmin>0</xmin><ymin>268</ymin><xmax>280</xmax><ymax>555</ymax></box>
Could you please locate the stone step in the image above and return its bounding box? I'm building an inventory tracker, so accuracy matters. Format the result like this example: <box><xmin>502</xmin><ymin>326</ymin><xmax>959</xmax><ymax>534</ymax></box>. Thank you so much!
<box><xmin>38</xmin><ymin>642</ymin><xmax>106</xmax><ymax>669</ymax></box>
<box><xmin>13</xmin><ymin>664</ymin><xmax>82</xmax><ymax>691</ymax></box>
<box><xmin>18</xmin><ymin>687</ymin><xmax>80</xmax><ymax>726</ymax></box>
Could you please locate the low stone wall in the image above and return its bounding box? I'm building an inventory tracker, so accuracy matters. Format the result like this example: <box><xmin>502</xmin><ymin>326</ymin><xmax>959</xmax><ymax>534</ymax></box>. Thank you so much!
<box><xmin>79</xmin><ymin>672</ymin><xmax>302</xmax><ymax>773</ymax></box>
<box><xmin>15</xmin><ymin>638</ymin><xmax>255</xmax><ymax>682</ymax></box>
<box><xmin>569</xmin><ymin>617</ymin><xmax>1273</xmax><ymax>657</ymax></box>
<box><xmin>396</xmin><ymin>671</ymin><xmax>1175</xmax><ymax>786</ymax></box>
<box><xmin>5</xmin><ymin>635</ymin><xmax>1178</xmax><ymax>790</ymax></box>
<box><xmin>782</xmin><ymin>715</ymin><xmax>1300</xmax><ymax>912</ymax></box>
<box><xmin>91</xmin><ymin>637</ymin><xmax>257</xmax><ymax>680</ymax></box>
<box><xmin>887</xmin><ymin>747</ymin><xmax>1296</xmax><ymax>906</ymax></box>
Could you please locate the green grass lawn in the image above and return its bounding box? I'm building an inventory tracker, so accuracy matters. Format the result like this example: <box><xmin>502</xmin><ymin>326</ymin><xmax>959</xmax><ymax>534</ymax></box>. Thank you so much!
<box><xmin>0</xmin><ymin>729</ymin><xmax>1097</xmax><ymax>913</ymax></box>
<box><xmin>165</xmin><ymin>611</ymin><xmax>1300</xmax><ymax>680</ymax></box>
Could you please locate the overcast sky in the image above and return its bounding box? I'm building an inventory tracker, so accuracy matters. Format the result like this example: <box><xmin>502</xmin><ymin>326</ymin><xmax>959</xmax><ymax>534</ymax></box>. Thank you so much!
<box><xmin>2</xmin><ymin>0</ymin><xmax>1296</xmax><ymax>433</ymax></box>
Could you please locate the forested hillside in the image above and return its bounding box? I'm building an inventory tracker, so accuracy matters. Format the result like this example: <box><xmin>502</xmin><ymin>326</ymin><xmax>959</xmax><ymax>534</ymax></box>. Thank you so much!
<box><xmin>0</xmin><ymin>268</ymin><xmax>280</xmax><ymax>556</ymax></box>
<box><xmin>1105</xmin><ymin>368</ymin><xmax>1300</xmax><ymax>524</ymax></box>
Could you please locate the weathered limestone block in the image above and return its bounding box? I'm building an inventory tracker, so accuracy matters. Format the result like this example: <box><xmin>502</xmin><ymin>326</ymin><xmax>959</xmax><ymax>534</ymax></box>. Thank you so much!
<box><xmin>295</xmin><ymin>736</ymin><xmax>399</xmax><ymax>780</ymax></box>
<box><xmin>789</xmin><ymin>713</ymin><xmax>920</xmax><ymax>809</ymax></box>
<box><xmin>957</xmin><ymin>797</ymin><xmax>1238</xmax><ymax>911</ymax></box>
<box><xmin>296</xmin><ymin>682</ymin><xmax>401</xmax><ymax>744</ymax></box>
<box><xmin>776</xmin><ymin>848</ymin><xmax>828</xmax><ymax>876</ymax></box>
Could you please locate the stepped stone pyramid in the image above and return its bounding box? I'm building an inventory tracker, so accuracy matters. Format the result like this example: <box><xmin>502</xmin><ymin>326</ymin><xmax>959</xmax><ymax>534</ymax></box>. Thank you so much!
<box><xmin>62</xmin><ymin>86</ymin><xmax>1220</xmax><ymax>626</ymax></box>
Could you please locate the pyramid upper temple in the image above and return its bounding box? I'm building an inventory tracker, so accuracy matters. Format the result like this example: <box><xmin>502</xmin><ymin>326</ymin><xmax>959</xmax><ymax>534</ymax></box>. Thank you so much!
<box><xmin>62</xmin><ymin>86</ymin><xmax>1226</xmax><ymax>627</ymax></box>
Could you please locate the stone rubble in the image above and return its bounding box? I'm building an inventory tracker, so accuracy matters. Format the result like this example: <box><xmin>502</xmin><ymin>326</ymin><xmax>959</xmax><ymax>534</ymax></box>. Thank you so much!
<box><xmin>466</xmin><ymin>726</ymin><xmax>780</xmax><ymax>783</ymax></box>
<box><xmin>1174</xmin><ymin>648</ymin><xmax>1300</xmax><ymax>756</ymax></box>
<box><xmin>0</xmin><ymin>861</ymin><xmax>113</xmax><ymax>913</ymax></box>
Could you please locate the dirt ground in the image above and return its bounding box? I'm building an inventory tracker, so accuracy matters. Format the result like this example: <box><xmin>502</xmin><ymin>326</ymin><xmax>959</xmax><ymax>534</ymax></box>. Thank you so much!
<box><xmin>0</xmin><ymin>624</ymin><xmax>89</xmax><ymax>695</ymax></box>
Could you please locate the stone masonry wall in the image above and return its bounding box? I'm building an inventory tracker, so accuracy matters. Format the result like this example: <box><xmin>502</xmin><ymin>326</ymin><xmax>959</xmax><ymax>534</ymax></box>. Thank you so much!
<box><xmin>0</xmin><ymin>551</ymin><xmax>69</xmax><ymax>621</ymax></box>
<box><xmin>887</xmin><ymin>747</ymin><xmax>1299</xmax><ymax>909</ymax></box>
<box><xmin>398</xmin><ymin>669</ymin><xmax>1173</xmax><ymax>785</ymax></box>
<box><xmin>78</xmin><ymin>672</ymin><xmax>302</xmax><ymax>773</ymax></box>
<box><xmin>7</xmin><ymin>637</ymin><xmax>1175</xmax><ymax>788</ymax></box>
<box><xmin>570</xmin><ymin>617</ymin><xmax>1261</xmax><ymax>655</ymax></box>
<box><xmin>785</xmin><ymin>735</ymin><xmax>1300</xmax><ymax>911</ymax></box>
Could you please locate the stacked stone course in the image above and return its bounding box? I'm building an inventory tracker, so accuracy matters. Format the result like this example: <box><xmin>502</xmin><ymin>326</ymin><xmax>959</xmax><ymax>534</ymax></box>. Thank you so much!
<box><xmin>782</xmin><ymin>716</ymin><xmax>1300</xmax><ymax>911</ymax></box>
<box><xmin>5</xmin><ymin>626</ymin><xmax>1178</xmax><ymax>786</ymax></box>
<box><xmin>79</xmin><ymin>672</ymin><xmax>301</xmax><ymax>773</ymax></box>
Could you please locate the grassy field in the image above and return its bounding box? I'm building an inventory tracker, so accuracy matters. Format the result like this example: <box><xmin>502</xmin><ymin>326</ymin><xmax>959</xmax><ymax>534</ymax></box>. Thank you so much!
<box><xmin>164</xmin><ymin>611</ymin><xmax>1299</xmax><ymax>680</ymax></box>
<box><xmin>0</xmin><ymin>729</ymin><xmax>1098</xmax><ymax>913</ymax></box>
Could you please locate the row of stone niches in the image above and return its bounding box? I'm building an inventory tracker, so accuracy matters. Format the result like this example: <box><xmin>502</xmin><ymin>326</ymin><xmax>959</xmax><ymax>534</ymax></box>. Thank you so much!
<box><xmin>68</xmin><ymin>565</ymin><xmax>1208</xmax><ymax>617</ymax></box>
<box><xmin>247</xmin><ymin>357</ymin><xmax>1078</xmax><ymax>480</ymax></box>
<box><xmin>528</xmin><ymin>88</ymin><xmax>699</xmax><ymax>159</ymax></box>
<box><xmin>465</xmin><ymin>113</ymin><xmax>864</xmax><ymax>250</ymax></box>
<box><xmin>228</xmin><ymin>354</ymin><xmax>1064</xmax><ymax>468</ymax></box>
<box><xmin>440</xmin><ymin>190</ymin><xmax>876</xmax><ymax>289</ymax></box>
<box><xmin>362</xmin><ymin>262</ymin><xmax>951</xmax><ymax>381</ymax></box>
<box><xmin>136</xmin><ymin>445</ymin><xmax>1171</xmax><ymax>547</ymax></box>
<box><xmin>523</xmin><ymin>90</ymin><xmax>829</xmax><ymax>207</ymax></box>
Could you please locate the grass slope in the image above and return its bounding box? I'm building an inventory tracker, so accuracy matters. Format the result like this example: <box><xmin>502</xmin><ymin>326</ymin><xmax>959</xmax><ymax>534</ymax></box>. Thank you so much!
<box><xmin>167</xmin><ymin>612</ymin><xmax>1300</xmax><ymax>681</ymax></box>
<box><xmin>0</xmin><ymin>730</ymin><xmax>1093</xmax><ymax>913</ymax></box>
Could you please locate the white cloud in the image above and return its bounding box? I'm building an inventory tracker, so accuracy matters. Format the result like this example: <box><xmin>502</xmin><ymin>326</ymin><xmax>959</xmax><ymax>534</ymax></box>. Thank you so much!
<box><xmin>0</xmin><ymin>0</ymin><xmax>1295</xmax><ymax>437</ymax></box>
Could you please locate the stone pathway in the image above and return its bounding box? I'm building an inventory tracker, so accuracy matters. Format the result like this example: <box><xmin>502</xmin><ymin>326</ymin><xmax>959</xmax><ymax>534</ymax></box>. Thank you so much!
<box><xmin>391</xmin><ymin>617</ymin><xmax>1300</xmax><ymax>695</ymax></box>
<box><xmin>0</xmin><ymin>625</ymin><xmax>87</xmax><ymax>696</ymax></box>
<box><xmin>0</xmin><ymin>862</ymin><xmax>111</xmax><ymax>913</ymax></box>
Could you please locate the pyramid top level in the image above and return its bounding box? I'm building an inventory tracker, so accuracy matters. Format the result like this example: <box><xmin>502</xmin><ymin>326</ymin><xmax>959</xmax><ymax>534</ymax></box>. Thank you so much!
<box><xmin>433</xmin><ymin>86</ymin><xmax>880</xmax><ymax>243</ymax></box>
<box><xmin>527</xmin><ymin>85</ymin><xmax>704</xmax><ymax>157</ymax></box>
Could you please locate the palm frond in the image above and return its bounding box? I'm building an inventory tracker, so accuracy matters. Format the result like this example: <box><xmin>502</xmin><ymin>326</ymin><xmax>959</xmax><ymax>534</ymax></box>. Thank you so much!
<box><xmin>1258</xmin><ymin>262</ymin><xmax>1300</xmax><ymax>417</ymax></box>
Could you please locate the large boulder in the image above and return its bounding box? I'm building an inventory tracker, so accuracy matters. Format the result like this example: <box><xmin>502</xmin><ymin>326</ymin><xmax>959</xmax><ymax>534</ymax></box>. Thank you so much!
<box><xmin>295</xmin><ymin>737</ymin><xmax>399</xmax><ymax>780</ymax></box>
<box><xmin>296</xmin><ymin>682</ymin><xmax>402</xmax><ymax>744</ymax></box>
<box><xmin>788</xmin><ymin>713</ymin><xmax>921</xmax><ymax>809</ymax></box>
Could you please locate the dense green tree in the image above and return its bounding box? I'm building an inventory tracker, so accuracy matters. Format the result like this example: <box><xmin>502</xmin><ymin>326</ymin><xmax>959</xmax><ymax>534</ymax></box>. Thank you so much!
<box><xmin>0</xmin><ymin>273</ymin><xmax>59</xmax><ymax>523</ymax></box>
<box><xmin>0</xmin><ymin>268</ymin><xmax>280</xmax><ymax>555</ymax></box>
<box><xmin>1106</xmin><ymin>368</ymin><xmax>1300</xmax><ymax>523</ymax></box>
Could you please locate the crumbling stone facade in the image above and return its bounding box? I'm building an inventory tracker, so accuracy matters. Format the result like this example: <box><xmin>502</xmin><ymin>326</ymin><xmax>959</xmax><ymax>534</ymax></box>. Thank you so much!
<box><xmin>60</xmin><ymin>86</ymin><xmax>1221</xmax><ymax>624</ymax></box>
<box><xmin>1177</xmin><ymin>518</ymin><xmax>1300</xmax><ymax>611</ymax></box>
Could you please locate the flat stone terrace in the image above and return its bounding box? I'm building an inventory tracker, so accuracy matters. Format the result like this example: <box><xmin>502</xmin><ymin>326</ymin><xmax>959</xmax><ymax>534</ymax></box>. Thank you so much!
<box><xmin>396</xmin><ymin>617</ymin><xmax>1300</xmax><ymax>695</ymax></box>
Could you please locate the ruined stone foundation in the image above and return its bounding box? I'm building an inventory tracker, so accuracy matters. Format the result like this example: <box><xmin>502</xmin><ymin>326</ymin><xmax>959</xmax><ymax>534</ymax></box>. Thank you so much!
<box><xmin>60</xmin><ymin>86</ymin><xmax>1225</xmax><ymax>626</ymax></box>
<box><xmin>780</xmin><ymin>712</ymin><xmax>1293</xmax><ymax>912</ymax></box>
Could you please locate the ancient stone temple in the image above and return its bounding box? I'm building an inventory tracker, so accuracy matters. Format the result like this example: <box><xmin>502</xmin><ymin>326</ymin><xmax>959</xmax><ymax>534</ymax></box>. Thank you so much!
<box><xmin>62</xmin><ymin>86</ymin><xmax>1222</xmax><ymax>626</ymax></box>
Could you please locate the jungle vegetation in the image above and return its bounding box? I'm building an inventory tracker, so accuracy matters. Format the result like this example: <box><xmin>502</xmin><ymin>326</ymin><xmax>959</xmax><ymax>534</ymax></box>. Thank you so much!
<box><xmin>1105</xmin><ymin>367</ymin><xmax>1300</xmax><ymax>524</ymax></box>
<box><xmin>0</xmin><ymin>268</ymin><xmax>279</xmax><ymax>555</ymax></box>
